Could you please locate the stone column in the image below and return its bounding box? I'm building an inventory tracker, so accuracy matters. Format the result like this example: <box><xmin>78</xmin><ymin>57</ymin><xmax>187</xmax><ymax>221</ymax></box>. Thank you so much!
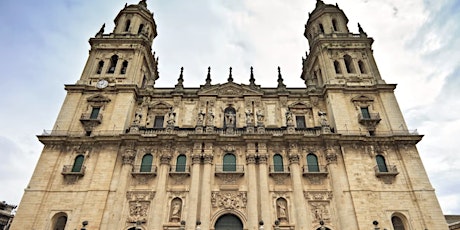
<box><xmin>105</xmin><ymin>143</ymin><xmax>135</xmax><ymax>229</ymax></box>
<box><xmin>288</xmin><ymin>144</ymin><xmax>310</xmax><ymax>229</ymax></box>
<box><xmin>326</xmin><ymin>145</ymin><xmax>359</xmax><ymax>229</ymax></box>
<box><xmin>246</xmin><ymin>143</ymin><xmax>259</xmax><ymax>229</ymax></box>
<box><xmin>150</xmin><ymin>146</ymin><xmax>172</xmax><ymax>230</ymax></box>
<box><xmin>186</xmin><ymin>144</ymin><xmax>202</xmax><ymax>230</ymax></box>
<box><xmin>258</xmin><ymin>143</ymin><xmax>272</xmax><ymax>227</ymax></box>
<box><xmin>199</xmin><ymin>143</ymin><xmax>213</xmax><ymax>230</ymax></box>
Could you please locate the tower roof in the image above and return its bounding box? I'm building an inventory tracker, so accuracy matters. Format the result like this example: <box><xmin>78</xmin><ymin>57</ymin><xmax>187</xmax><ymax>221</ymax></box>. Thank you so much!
<box><xmin>307</xmin><ymin>0</ymin><xmax>348</xmax><ymax>26</ymax></box>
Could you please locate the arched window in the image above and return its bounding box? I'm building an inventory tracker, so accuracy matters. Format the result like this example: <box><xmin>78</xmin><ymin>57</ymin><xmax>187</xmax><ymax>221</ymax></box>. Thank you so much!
<box><xmin>307</xmin><ymin>153</ymin><xmax>319</xmax><ymax>172</ymax></box>
<box><xmin>52</xmin><ymin>212</ymin><xmax>67</xmax><ymax>230</ymax></box>
<box><xmin>138</xmin><ymin>24</ymin><xmax>145</xmax><ymax>34</ymax></box>
<box><xmin>273</xmin><ymin>154</ymin><xmax>284</xmax><ymax>172</ymax></box>
<box><xmin>223</xmin><ymin>153</ymin><xmax>236</xmax><ymax>171</ymax></box>
<box><xmin>224</xmin><ymin>107</ymin><xmax>236</xmax><ymax>128</ymax></box>
<box><xmin>71</xmin><ymin>155</ymin><xmax>84</xmax><ymax>173</ymax></box>
<box><xmin>96</xmin><ymin>60</ymin><xmax>104</xmax><ymax>74</ymax></box>
<box><xmin>176</xmin><ymin>155</ymin><xmax>186</xmax><ymax>172</ymax></box>
<box><xmin>344</xmin><ymin>54</ymin><xmax>355</xmax><ymax>73</ymax></box>
<box><xmin>376</xmin><ymin>155</ymin><xmax>388</xmax><ymax>172</ymax></box>
<box><xmin>358</xmin><ymin>60</ymin><xmax>367</xmax><ymax>74</ymax></box>
<box><xmin>124</xmin><ymin>19</ymin><xmax>131</xmax><ymax>32</ymax></box>
<box><xmin>333</xmin><ymin>60</ymin><xmax>341</xmax><ymax>74</ymax></box>
<box><xmin>107</xmin><ymin>55</ymin><xmax>118</xmax><ymax>74</ymax></box>
<box><xmin>120</xmin><ymin>61</ymin><xmax>128</xmax><ymax>74</ymax></box>
<box><xmin>332</xmin><ymin>19</ymin><xmax>338</xmax><ymax>31</ymax></box>
<box><xmin>391</xmin><ymin>215</ymin><xmax>406</xmax><ymax>230</ymax></box>
<box><xmin>140</xmin><ymin>154</ymin><xmax>153</xmax><ymax>172</ymax></box>
<box><xmin>319</xmin><ymin>23</ymin><xmax>325</xmax><ymax>33</ymax></box>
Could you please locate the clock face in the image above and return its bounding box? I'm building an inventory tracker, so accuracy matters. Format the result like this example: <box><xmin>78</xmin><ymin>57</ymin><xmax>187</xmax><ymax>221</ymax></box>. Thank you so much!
<box><xmin>96</xmin><ymin>79</ymin><xmax>108</xmax><ymax>89</ymax></box>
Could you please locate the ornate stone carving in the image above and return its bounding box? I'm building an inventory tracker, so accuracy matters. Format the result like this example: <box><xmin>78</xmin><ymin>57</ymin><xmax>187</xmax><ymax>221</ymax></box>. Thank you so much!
<box><xmin>169</xmin><ymin>198</ymin><xmax>182</xmax><ymax>223</ymax></box>
<box><xmin>246</xmin><ymin>154</ymin><xmax>256</xmax><ymax>164</ymax></box>
<box><xmin>211</xmin><ymin>191</ymin><xmax>247</xmax><ymax>210</ymax></box>
<box><xmin>216</xmin><ymin>173</ymin><xmax>241</xmax><ymax>184</ymax></box>
<box><xmin>203</xmin><ymin>154</ymin><xmax>213</xmax><ymax>164</ymax></box>
<box><xmin>325</xmin><ymin>146</ymin><xmax>338</xmax><ymax>164</ymax></box>
<box><xmin>276</xmin><ymin>198</ymin><xmax>289</xmax><ymax>223</ymax></box>
<box><xmin>304</xmin><ymin>191</ymin><xmax>333</xmax><ymax>201</ymax></box>
<box><xmin>126</xmin><ymin>191</ymin><xmax>155</xmax><ymax>223</ymax></box>
<box><xmin>310</xmin><ymin>202</ymin><xmax>331</xmax><ymax>222</ymax></box>
<box><xmin>271</xmin><ymin>173</ymin><xmax>290</xmax><ymax>185</ymax></box>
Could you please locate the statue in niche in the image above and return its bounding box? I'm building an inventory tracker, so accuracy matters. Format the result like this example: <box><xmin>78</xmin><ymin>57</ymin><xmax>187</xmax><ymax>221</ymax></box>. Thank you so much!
<box><xmin>318</xmin><ymin>111</ymin><xmax>328</xmax><ymax>126</ymax></box>
<box><xmin>245</xmin><ymin>110</ymin><xmax>254</xmax><ymax>124</ymax></box>
<box><xmin>285</xmin><ymin>109</ymin><xmax>294</xmax><ymax>126</ymax></box>
<box><xmin>207</xmin><ymin>109</ymin><xmax>214</xmax><ymax>126</ymax></box>
<box><xmin>167</xmin><ymin>108</ymin><xmax>175</xmax><ymax>126</ymax></box>
<box><xmin>197</xmin><ymin>110</ymin><xmax>205</xmax><ymax>125</ymax></box>
<box><xmin>225</xmin><ymin>112</ymin><xmax>236</xmax><ymax>127</ymax></box>
<box><xmin>276</xmin><ymin>199</ymin><xmax>288</xmax><ymax>222</ymax></box>
<box><xmin>133</xmin><ymin>107</ymin><xmax>143</xmax><ymax>125</ymax></box>
<box><xmin>170</xmin><ymin>200</ymin><xmax>182</xmax><ymax>220</ymax></box>
<box><xmin>256</xmin><ymin>109</ymin><xmax>264</xmax><ymax>123</ymax></box>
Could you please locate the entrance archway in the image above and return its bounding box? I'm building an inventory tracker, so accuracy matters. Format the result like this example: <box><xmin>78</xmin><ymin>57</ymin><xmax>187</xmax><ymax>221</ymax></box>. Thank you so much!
<box><xmin>215</xmin><ymin>214</ymin><xmax>243</xmax><ymax>230</ymax></box>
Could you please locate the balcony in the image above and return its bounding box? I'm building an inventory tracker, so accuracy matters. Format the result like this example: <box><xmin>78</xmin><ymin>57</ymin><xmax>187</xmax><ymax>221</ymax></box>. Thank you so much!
<box><xmin>61</xmin><ymin>165</ymin><xmax>86</xmax><ymax>176</ymax></box>
<box><xmin>302</xmin><ymin>165</ymin><xmax>328</xmax><ymax>175</ymax></box>
<box><xmin>80</xmin><ymin>113</ymin><xmax>103</xmax><ymax>123</ymax></box>
<box><xmin>269</xmin><ymin>165</ymin><xmax>290</xmax><ymax>175</ymax></box>
<box><xmin>358</xmin><ymin>113</ymin><xmax>381</xmax><ymax>130</ymax></box>
<box><xmin>374</xmin><ymin>165</ymin><xmax>399</xmax><ymax>177</ymax></box>
<box><xmin>131</xmin><ymin>165</ymin><xmax>157</xmax><ymax>178</ymax></box>
<box><xmin>169</xmin><ymin>165</ymin><xmax>191</xmax><ymax>176</ymax></box>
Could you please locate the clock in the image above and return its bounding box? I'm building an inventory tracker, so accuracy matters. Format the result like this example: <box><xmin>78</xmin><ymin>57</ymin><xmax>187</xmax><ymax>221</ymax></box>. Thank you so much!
<box><xmin>96</xmin><ymin>79</ymin><xmax>108</xmax><ymax>89</ymax></box>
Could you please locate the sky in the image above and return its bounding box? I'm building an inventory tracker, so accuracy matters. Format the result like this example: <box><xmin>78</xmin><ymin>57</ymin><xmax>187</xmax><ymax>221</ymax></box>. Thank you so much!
<box><xmin>0</xmin><ymin>0</ymin><xmax>459</xmax><ymax>215</ymax></box>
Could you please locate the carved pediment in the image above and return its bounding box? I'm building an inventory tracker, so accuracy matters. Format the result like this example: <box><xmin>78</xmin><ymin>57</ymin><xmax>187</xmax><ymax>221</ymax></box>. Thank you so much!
<box><xmin>351</xmin><ymin>95</ymin><xmax>374</xmax><ymax>103</ymax></box>
<box><xmin>87</xmin><ymin>94</ymin><xmax>111</xmax><ymax>103</ymax></box>
<box><xmin>198</xmin><ymin>82</ymin><xmax>263</xmax><ymax>97</ymax></box>
<box><xmin>149</xmin><ymin>101</ymin><xmax>172</xmax><ymax>110</ymax></box>
<box><xmin>288</xmin><ymin>101</ymin><xmax>312</xmax><ymax>110</ymax></box>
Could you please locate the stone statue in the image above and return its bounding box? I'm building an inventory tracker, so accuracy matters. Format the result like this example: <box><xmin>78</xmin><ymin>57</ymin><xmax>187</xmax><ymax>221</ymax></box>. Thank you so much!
<box><xmin>285</xmin><ymin>109</ymin><xmax>294</xmax><ymax>126</ymax></box>
<box><xmin>225</xmin><ymin>112</ymin><xmax>236</xmax><ymax>127</ymax></box>
<box><xmin>318</xmin><ymin>111</ymin><xmax>328</xmax><ymax>126</ymax></box>
<box><xmin>277</xmin><ymin>200</ymin><xmax>287</xmax><ymax>218</ymax></box>
<box><xmin>171</xmin><ymin>201</ymin><xmax>181</xmax><ymax>217</ymax></box>
<box><xmin>207</xmin><ymin>109</ymin><xmax>214</xmax><ymax>125</ymax></box>
<box><xmin>256</xmin><ymin>109</ymin><xmax>264</xmax><ymax>123</ymax></box>
<box><xmin>167</xmin><ymin>108</ymin><xmax>175</xmax><ymax>125</ymax></box>
<box><xmin>245</xmin><ymin>110</ymin><xmax>254</xmax><ymax>124</ymax></box>
<box><xmin>133</xmin><ymin>107</ymin><xmax>143</xmax><ymax>125</ymax></box>
<box><xmin>197</xmin><ymin>110</ymin><xmax>205</xmax><ymax>125</ymax></box>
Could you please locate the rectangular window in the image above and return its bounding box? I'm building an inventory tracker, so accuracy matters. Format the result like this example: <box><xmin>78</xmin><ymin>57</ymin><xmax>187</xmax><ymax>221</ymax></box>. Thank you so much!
<box><xmin>296</xmin><ymin>116</ymin><xmax>306</xmax><ymax>128</ymax></box>
<box><xmin>90</xmin><ymin>107</ymin><xmax>100</xmax><ymax>119</ymax></box>
<box><xmin>361</xmin><ymin>107</ymin><xmax>370</xmax><ymax>119</ymax></box>
<box><xmin>154</xmin><ymin>116</ymin><xmax>164</xmax><ymax>128</ymax></box>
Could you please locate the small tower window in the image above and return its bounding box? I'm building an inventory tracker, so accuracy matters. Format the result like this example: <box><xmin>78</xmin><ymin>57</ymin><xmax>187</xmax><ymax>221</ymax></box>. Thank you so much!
<box><xmin>296</xmin><ymin>116</ymin><xmax>306</xmax><ymax>128</ymax></box>
<box><xmin>344</xmin><ymin>55</ymin><xmax>355</xmax><ymax>73</ymax></box>
<box><xmin>124</xmin><ymin>19</ymin><xmax>131</xmax><ymax>32</ymax></box>
<box><xmin>138</xmin><ymin>24</ymin><xmax>145</xmax><ymax>34</ymax></box>
<box><xmin>96</xmin><ymin>61</ymin><xmax>104</xmax><ymax>74</ymax></box>
<box><xmin>90</xmin><ymin>107</ymin><xmax>100</xmax><ymax>119</ymax></box>
<box><xmin>107</xmin><ymin>55</ymin><xmax>118</xmax><ymax>74</ymax></box>
<box><xmin>176</xmin><ymin>155</ymin><xmax>187</xmax><ymax>172</ymax></box>
<box><xmin>154</xmin><ymin>116</ymin><xmax>164</xmax><ymax>128</ymax></box>
<box><xmin>273</xmin><ymin>154</ymin><xmax>284</xmax><ymax>172</ymax></box>
<box><xmin>332</xmin><ymin>19</ymin><xmax>338</xmax><ymax>32</ymax></box>
<box><xmin>376</xmin><ymin>155</ymin><xmax>388</xmax><ymax>172</ymax></box>
<box><xmin>358</xmin><ymin>60</ymin><xmax>367</xmax><ymax>74</ymax></box>
<box><xmin>307</xmin><ymin>153</ymin><xmax>319</xmax><ymax>172</ymax></box>
<box><xmin>140</xmin><ymin>154</ymin><xmax>153</xmax><ymax>172</ymax></box>
<box><xmin>71</xmin><ymin>155</ymin><xmax>84</xmax><ymax>173</ymax></box>
<box><xmin>319</xmin><ymin>23</ymin><xmax>325</xmax><ymax>33</ymax></box>
<box><xmin>333</xmin><ymin>60</ymin><xmax>341</xmax><ymax>74</ymax></box>
<box><xmin>391</xmin><ymin>216</ymin><xmax>406</xmax><ymax>230</ymax></box>
<box><xmin>223</xmin><ymin>153</ymin><xmax>236</xmax><ymax>172</ymax></box>
<box><xmin>52</xmin><ymin>213</ymin><xmax>68</xmax><ymax>230</ymax></box>
<box><xmin>120</xmin><ymin>61</ymin><xmax>128</xmax><ymax>74</ymax></box>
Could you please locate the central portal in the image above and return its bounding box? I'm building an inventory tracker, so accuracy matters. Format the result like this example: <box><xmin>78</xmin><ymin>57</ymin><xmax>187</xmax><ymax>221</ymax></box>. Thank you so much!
<box><xmin>214</xmin><ymin>214</ymin><xmax>243</xmax><ymax>230</ymax></box>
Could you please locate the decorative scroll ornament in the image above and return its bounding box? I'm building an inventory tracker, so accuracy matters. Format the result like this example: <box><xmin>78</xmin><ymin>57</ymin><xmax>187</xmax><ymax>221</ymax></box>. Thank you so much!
<box><xmin>211</xmin><ymin>191</ymin><xmax>247</xmax><ymax>210</ymax></box>
<box><xmin>126</xmin><ymin>191</ymin><xmax>155</xmax><ymax>223</ymax></box>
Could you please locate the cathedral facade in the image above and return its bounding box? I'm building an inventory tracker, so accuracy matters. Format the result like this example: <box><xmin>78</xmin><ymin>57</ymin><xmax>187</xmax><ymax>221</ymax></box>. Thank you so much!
<box><xmin>10</xmin><ymin>1</ymin><xmax>448</xmax><ymax>230</ymax></box>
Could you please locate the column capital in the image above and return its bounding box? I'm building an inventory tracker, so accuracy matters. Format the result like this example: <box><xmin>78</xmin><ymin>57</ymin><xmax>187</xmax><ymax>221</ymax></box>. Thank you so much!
<box><xmin>192</xmin><ymin>154</ymin><xmax>202</xmax><ymax>164</ymax></box>
<box><xmin>289</xmin><ymin>154</ymin><xmax>300</xmax><ymax>164</ymax></box>
<box><xmin>258</xmin><ymin>154</ymin><xmax>268</xmax><ymax>164</ymax></box>
<box><xmin>246</xmin><ymin>154</ymin><xmax>256</xmax><ymax>164</ymax></box>
<box><xmin>122</xmin><ymin>148</ymin><xmax>136</xmax><ymax>165</ymax></box>
<box><xmin>203</xmin><ymin>154</ymin><xmax>213</xmax><ymax>164</ymax></box>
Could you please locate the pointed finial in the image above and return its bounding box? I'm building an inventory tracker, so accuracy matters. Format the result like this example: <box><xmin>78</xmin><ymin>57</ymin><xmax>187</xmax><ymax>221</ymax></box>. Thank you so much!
<box><xmin>358</xmin><ymin>23</ymin><xmax>367</xmax><ymax>37</ymax></box>
<box><xmin>277</xmin><ymin>66</ymin><xmax>286</xmax><ymax>90</ymax></box>
<box><xmin>125</xmin><ymin>3</ymin><xmax>128</xmax><ymax>8</ymax></box>
<box><xmin>228</xmin><ymin>67</ymin><xmax>234</xmax><ymax>82</ymax></box>
<box><xmin>249</xmin><ymin>66</ymin><xmax>255</xmax><ymax>86</ymax></box>
<box><xmin>205</xmin><ymin>66</ymin><xmax>211</xmax><ymax>86</ymax></box>
<box><xmin>95</xmin><ymin>23</ymin><xmax>105</xmax><ymax>37</ymax></box>
<box><xmin>175</xmin><ymin>67</ymin><xmax>184</xmax><ymax>90</ymax></box>
<box><xmin>139</xmin><ymin>0</ymin><xmax>147</xmax><ymax>7</ymax></box>
<box><xmin>316</xmin><ymin>0</ymin><xmax>325</xmax><ymax>7</ymax></box>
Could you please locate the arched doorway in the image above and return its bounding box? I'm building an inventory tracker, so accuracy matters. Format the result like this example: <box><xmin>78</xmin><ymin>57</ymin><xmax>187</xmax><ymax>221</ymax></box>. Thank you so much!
<box><xmin>215</xmin><ymin>214</ymin><xmax>243</xmax><ymax>230</ymax></box>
